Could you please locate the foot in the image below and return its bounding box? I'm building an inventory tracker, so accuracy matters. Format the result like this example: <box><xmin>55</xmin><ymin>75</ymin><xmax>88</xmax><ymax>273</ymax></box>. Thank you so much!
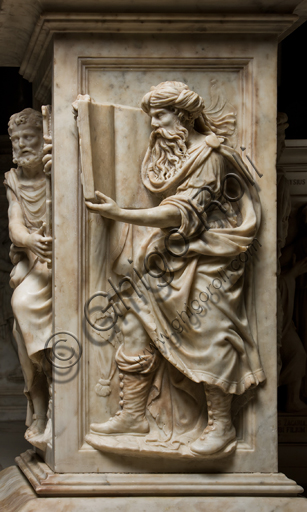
<box><xmin>90</xmin><ymin>410</ymin><xmax>149</xmax><ymax>436</ymax></box>
<box><xmin>190</xmin><ymin>421</ymin><xmax>236</xmax><ymax>456</ymax></box>
<box><xmin>25</xmin><ymin>414</ymin><xmax>47</xmax><ymax>440</ymax></box>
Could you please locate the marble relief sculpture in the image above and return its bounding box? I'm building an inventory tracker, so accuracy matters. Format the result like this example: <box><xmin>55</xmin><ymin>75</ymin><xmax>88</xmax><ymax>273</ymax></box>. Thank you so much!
<box><xmin>278</xmin><ymin>200</ymin><xmax>307</xmax><ymax>412</ymax></box>
<box><xmin>4</xmin><ymin>108</ymin><xmax>52</xmax><ymax>447</ymax></box>
<box><xmin>294</xmin><ymin>206</ymin><xmax>307</xmax><ymax>403</ymax></box>
<box><xmin>81</xmin><ymin>81</ymin><xmax>266</xmax><ymax>458</ymax></box>
<box><xmin>277</xmin><ymin>112</ymin><xmax>307</xmax><ymax>412</ymax></box>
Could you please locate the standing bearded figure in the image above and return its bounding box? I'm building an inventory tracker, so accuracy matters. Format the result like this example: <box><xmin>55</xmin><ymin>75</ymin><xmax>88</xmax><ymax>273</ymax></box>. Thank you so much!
<box><xmin>86</xmin><ymin>82</ymin><xmax>265</xmax><ymax>456</ymax></box>
<box><xmin>4</xmin><ymin>108</ymin><xmax>52</xmax><ymax>443</ymax></box>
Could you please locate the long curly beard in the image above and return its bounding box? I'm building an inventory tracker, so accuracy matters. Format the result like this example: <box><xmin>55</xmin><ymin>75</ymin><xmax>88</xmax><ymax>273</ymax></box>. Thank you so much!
<box><xmin>147</xmin><ymin>124</ymin><xmax>189</xmax><ymax>182</ymax></box>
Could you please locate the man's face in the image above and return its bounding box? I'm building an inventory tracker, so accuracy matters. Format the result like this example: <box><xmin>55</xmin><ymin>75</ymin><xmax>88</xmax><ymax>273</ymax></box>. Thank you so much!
<box><xmin>149</xmin><ymin>108</ymin><xmax>179</xmax><ymax>132</ymax></box>
<box><xmin>146</xmin><ymin>106</ymin><xmax>188</xmax><ymax>182</ymax></box>
<box><xmin>11</xmin><ymin>124</ymin><xmax>43</xmax><ymax>168</ymax></box>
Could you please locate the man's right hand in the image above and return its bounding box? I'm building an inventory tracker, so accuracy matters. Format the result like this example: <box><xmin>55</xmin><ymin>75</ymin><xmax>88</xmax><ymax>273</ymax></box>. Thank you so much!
<box><xmin>25</xmin><ymin>223</ymin><xmax>52</xmax><ymax>264</ymax></box>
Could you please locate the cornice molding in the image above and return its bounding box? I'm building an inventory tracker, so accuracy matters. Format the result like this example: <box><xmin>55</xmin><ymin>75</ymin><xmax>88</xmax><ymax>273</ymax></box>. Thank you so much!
<box><xmin>279</xmin><ymin>140</ymin><xmax>307</xmax><ymax>165</ymax></box>
<box><xmin>20</xmin><ymin>12</ymin><xmax>298</xmax><ymax>82</ymax></box>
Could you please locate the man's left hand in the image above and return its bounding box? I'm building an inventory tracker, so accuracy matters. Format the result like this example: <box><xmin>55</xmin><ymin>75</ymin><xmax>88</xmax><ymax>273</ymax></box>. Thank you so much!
<box><xmin>85</xmin><ymin>190</ymin><xmax>121</xmax><ymax>220</ymax></box>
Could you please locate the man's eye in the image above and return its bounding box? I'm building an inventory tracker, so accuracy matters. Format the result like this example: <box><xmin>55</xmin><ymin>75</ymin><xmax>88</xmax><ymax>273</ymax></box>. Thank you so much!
<box><xmin>26</xmin><ymin>136</ymin><xmax>34</xmax><ymax>141</ymax></box>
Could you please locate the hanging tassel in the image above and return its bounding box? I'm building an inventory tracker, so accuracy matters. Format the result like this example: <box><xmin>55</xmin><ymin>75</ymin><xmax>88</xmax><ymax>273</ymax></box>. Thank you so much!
<box><xmin>95</xmin><ymin>378</ymin><xmax>112</xmax><ymax>397</ymax></box>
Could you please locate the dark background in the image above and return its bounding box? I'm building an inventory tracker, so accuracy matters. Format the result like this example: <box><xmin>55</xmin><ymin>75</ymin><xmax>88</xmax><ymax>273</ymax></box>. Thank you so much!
<box><xmin>0</xmin><ymin>68</ymin><xmax>32</xmax><ymax>135</ymax></box>
<box><xmin>277</xmin><ymin>21</ymin><xmax>307</xmax><ymax>139</ymax></box>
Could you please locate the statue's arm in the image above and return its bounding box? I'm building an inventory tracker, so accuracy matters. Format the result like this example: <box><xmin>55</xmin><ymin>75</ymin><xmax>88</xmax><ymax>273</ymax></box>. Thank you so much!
<box><xmin>85</xmin><ymin>191</ymin><xmax>181</xmax><ymax>229</ymax></box>
<box><xmin>7</xmin><ymin>187</ymin><xmax>31</xmax><ymax>248</ymax></box>
<box><xmin>6</xmin><ymin>188</ymin><xmax>52</xmax><ymax>264</ymax></box>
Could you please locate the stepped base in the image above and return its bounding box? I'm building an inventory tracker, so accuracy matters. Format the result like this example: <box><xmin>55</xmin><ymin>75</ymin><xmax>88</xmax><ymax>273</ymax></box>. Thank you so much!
<box><xmin>3</xmin><ymin>449</ymin><xmax>304</xmax><ymax>498</ymax></box>
<box><xmin>1</xmin><ymin>464</ymin><xmax>307</xmax><ymax>512</ymax></box>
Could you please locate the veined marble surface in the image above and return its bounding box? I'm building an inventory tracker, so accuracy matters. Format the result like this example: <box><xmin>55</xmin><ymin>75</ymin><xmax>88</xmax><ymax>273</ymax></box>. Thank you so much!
<box><xmin>1</xmin><ymin>466</ymin><xmax>307</xmax><ymax>512</ymax></box>
<box><xmin>1</xmin><ymin>13</ymin><xmax>302</xmax><ymax>512</ymax></box>
<box><xmin>46</xmin><ymin>30</ymin><xmax>279</xmax><ymax>474</ymax></box>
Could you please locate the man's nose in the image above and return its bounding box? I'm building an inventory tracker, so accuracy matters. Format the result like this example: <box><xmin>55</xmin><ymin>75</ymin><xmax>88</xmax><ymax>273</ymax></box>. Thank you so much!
<box><xmin>151</xmin><ymin>118</ymin><xmax>159</xmax><ymax>128</ymax></box>
<box><xmin>19</xmin><ymin>138</ymin><xmax>26</xmax><ymax>148</ymax></box>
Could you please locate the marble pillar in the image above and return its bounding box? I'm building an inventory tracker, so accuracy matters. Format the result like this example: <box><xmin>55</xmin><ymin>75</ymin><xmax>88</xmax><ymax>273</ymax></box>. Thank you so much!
<box><xmin>1</xmin><ymin>5</ymin><xmax>307</xmax><ymax>511</ymax></box>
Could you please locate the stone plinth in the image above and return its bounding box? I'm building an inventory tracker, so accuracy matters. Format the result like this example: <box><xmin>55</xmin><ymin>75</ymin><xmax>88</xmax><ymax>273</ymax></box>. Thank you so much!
<box><xmin>1</xmin><ymin>465</ymin><xmax>307</xmax><ymax>512</ymax></box>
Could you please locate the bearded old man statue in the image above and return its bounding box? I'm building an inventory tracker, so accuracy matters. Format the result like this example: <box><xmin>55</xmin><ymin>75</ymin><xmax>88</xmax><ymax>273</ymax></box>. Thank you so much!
<box><xmin>85</xmin><ymin>81</ymin><xmax>265</xmax><ymax>457</ymax></box>
<box><xmin>4</xmin><ymin>109</ymin><xmax>52</xmax><ymax>444</ymax></box>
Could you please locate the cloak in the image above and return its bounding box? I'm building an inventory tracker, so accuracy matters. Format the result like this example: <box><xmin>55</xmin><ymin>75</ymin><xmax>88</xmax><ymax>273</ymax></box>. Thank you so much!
<box><xmin>112</xmin><ymin>134</ymin><xmax>266</xmax><ymax>396</ymax></box>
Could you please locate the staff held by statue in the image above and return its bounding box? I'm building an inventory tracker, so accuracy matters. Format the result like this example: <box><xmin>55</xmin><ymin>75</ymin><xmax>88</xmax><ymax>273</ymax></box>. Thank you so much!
<box><xmin>41</xmin><ymin>105</ymin><xmax>52</xmax><ymax>269</ymax></box>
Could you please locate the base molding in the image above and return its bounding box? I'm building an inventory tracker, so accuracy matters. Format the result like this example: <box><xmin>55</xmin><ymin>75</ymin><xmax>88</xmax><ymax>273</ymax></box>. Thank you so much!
<box><xmin>1</xmin><ymin>466</ymin><xmax>307</xmax><ymax>512</ymax></box>
<box><xmin>15</xmin><ymin>449</ymin><xmax>303</xmax><ymax>497</ymax></box>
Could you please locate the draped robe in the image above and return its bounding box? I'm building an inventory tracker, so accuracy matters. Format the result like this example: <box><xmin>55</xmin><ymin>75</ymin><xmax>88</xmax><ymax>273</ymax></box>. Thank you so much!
<box><xmin>112</xmin><ymin>135</ymin><xmax>266</xmax><ymax>396</ymax></box>
<box><xmin>4</xmin><ymin>168</ymin><xmax>52</xmax><ymax>360</ymax></box>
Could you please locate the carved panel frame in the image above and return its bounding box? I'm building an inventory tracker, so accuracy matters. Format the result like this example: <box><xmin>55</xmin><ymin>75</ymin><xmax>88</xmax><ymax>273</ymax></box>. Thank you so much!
<box><xmin>50</xmin><ymin>33</ymin><xmax>277</xmax><ymax>474</ymax></box>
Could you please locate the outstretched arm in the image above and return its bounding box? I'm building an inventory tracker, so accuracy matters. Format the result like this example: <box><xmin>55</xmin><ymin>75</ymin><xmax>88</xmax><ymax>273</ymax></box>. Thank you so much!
<box><xmin>85</xmin><ymin>191</ymin><xmax>181</xmax><ymax>229</ymax></box>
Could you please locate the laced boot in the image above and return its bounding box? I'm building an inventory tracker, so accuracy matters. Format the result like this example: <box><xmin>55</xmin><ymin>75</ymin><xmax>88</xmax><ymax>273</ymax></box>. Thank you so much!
<box><xmin>90</xmin><ymin>370</ymin><xmax>154</xmax><ymax>435</ymax></box>
<box><xmin>190</xmin><ymin>385</ymin><xmax>237</xmax><ymax>456</ymax></box>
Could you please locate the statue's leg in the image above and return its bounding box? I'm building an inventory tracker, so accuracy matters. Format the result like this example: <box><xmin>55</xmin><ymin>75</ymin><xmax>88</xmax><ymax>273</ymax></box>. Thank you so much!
<box><xmin>7</xmin><ymin>316</ymin><xmax>24</xmax><ymax>381</ymax></box>
<box><xmin>25</xmin><ymin>361</ymin><xmax>49</xmax><ymax>438</ymax></box>
<box><xmin>120</xmin><ymin>311</ymin><xmax>152</xmax><ymax>355</ymax></box>
<box><xmin>90</xmin><ymin>312</ymin><xmax>160</xmax><ymax>435</ymax></box>
<box><xmin>286</xmin><ymin>380</ymin><xmax>307</xmax><ymax>412</ymax></box>
<box><xmin>13</xmin><ymin>320</ymin><xmax>48</xmax><ymax>436</ymax></box>
<box><xmin>280</xmin><ymin>327</ymin><xmax>307</xmax><ymax>412</ymax></box>
<box><xmin>190</xmin><ymin>384</ymin><xmax>237</xmax><ymax>456</ymax></box>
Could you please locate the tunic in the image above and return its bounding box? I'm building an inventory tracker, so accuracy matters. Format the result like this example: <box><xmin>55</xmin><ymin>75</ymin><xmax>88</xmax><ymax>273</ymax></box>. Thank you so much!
<box><xmin>4</xmin><ymin>168</ymin><xmax>52</xmax><ymax>359</ymax></box>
